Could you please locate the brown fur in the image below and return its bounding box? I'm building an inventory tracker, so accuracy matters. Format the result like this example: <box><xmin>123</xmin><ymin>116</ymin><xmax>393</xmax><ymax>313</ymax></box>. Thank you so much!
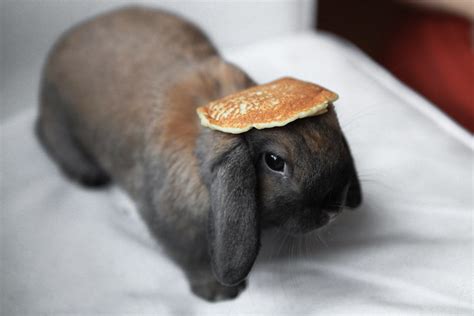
<box><xmin>36</xmin><ymin>6</ymin><xmax>361</xmax><ymax>302</ymax></box>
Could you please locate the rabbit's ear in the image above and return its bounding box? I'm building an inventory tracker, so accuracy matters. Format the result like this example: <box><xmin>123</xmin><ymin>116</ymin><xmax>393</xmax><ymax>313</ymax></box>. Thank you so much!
<box><xmin>198</xmin><ymin>132</ymin><xmax>259</xmax><ymax>286</ymax></box>
<box><xmin>341</xmin><ymin>135</ymin><xmax>362</xmax><ymax>208</ymax></box>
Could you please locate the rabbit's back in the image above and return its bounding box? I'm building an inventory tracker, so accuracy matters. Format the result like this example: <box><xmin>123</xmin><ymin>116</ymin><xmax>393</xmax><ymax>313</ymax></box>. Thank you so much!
<box><xmin>40</xmin><ymin>7</ymin><xmax>218</xmax><ymax>193</ymax></box>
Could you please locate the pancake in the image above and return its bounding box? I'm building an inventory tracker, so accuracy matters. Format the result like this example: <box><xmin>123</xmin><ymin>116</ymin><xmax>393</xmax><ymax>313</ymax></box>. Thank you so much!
<box><xmin>196</xmin><ymin>77</ymin><xmax>338</xmax><ymax>134</ymax></box>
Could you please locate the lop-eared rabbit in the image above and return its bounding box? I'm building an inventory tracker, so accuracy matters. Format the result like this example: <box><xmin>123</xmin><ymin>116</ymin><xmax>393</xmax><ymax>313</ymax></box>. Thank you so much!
<box><xmin>36</xmin><ymin>7</ymin><xmax>362</xmax><ymax>301</ymax></box>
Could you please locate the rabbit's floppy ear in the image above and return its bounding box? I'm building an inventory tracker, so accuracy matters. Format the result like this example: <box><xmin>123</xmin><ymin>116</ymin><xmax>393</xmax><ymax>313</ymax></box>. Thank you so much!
<box><xmin>197</xmin><ymin>131</ymin><xmax>260</xmax><ymax>286</ymax></box>
<box><xmin>341</xmin><ymin>135</ymin><xmax>362</xmax><ymax>208</ymax></box>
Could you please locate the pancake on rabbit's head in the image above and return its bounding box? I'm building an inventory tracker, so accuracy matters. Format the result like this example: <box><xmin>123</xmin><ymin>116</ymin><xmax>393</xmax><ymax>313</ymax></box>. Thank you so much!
<box><xmin>196</xmin><ymin>77</ymin><xmax>338</xmax><ymax>134</ymax></box>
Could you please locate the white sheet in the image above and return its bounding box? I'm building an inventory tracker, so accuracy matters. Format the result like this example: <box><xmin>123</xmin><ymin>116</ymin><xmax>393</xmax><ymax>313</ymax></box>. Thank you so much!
<box><xmin>1</xmin><ymin>32</ymin><xmax>472</xmax><ymax>315</ymax></box>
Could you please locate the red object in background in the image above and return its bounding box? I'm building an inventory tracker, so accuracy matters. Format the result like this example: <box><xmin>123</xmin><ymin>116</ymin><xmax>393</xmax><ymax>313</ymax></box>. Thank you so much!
<box><xmin>383</xmin><ymin>13</ymin><xmax>474</xmax><ymax>132</ymax></box>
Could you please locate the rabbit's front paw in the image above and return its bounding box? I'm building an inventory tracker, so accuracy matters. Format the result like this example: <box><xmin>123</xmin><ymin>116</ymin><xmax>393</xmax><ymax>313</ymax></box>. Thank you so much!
<box><xmin>191</xmin><ymin>279</ymin><xmax>247</xmax><ymax>302</ymax></box>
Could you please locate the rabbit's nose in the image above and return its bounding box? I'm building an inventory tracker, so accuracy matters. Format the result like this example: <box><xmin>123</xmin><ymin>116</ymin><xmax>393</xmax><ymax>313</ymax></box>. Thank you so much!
<box><xmin>321</xmin><ymin>196</ymin><xmax>343</xmax><ymax>213</ymax></box>
<box><xmin>321</xmin><ymin>184</ymin><xmax>349</xmax><ymax>212</ymax></box>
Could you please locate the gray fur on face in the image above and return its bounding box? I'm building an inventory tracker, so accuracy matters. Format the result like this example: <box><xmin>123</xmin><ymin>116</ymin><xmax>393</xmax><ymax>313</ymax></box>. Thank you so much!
<box><xmin>36</xmin><ymin>6</ymin><xmax>361</xmax><ymax>302</ymax></box>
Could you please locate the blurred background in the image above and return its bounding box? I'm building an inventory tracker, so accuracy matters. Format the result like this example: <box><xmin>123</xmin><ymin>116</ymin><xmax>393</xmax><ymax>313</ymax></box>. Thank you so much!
<box><xmin>1</xmin><ymin>0</ymin><xmax>473</xmax><ymax>131</ymax></box>
<box><xmin>318</xmin><ymin>0</ymin><xmax>473</xmax><ymax>132</ymax></box>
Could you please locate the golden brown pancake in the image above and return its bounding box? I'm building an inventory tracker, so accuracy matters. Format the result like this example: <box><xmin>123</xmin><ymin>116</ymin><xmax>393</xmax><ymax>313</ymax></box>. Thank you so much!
<box><xmin>196</xmin><ymin>77</ymin><xmax>338</xmax><ymax>134</ymax></box>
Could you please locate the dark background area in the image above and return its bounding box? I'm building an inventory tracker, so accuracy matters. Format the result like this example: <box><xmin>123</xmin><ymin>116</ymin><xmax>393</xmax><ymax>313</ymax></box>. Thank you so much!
<box><xmin>316</xmin><ymin>0</ymin><xmax>473</xmax><ymax>132</ymax></box>
<box><xmin>317</xmin><ymin>0</ymin><xmax>411</xmax><ymax>60</ymax></box>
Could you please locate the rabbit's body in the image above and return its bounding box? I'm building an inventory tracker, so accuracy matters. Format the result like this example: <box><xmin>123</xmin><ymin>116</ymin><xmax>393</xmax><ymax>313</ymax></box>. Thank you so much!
<box><xmin>37</xmin><ymin>7</ymin><xmax>361</xmax><ymax>301</ymax></box>
<box><xmin>37</xmin><ymin>7</ymin><xmax>252</xmax><ymax>300</ymax></box>
<box><xmin>38</xmin><ymin>7</ymin><xmax>245</xmax><ymax>196</ymax></box>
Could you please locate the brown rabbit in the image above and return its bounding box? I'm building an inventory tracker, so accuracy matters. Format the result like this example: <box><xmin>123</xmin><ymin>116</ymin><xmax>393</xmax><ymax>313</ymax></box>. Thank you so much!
<box><xmin>36</xmin><ymin>6</ymin><xmax>362</xmax><ymax>301</ymax></box>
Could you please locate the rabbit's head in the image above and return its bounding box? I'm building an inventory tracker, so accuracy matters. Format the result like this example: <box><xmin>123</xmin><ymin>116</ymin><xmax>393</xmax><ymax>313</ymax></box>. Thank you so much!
<box><xmin>197</xmin><ymin>103</ymin><xmax>361</xmax><ymax>287</ymax></box>
<box><xmin>247</xmin><ymin>104</ymin><xmax>362</xmax><ymax>233</ymax></box>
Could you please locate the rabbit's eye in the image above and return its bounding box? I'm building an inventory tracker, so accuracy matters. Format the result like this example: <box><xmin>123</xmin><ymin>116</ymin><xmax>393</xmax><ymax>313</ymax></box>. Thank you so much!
<box><xmin>264</xmin><ymin>153</ymin><xmax>285</xmax><ymax>173</ymax></box>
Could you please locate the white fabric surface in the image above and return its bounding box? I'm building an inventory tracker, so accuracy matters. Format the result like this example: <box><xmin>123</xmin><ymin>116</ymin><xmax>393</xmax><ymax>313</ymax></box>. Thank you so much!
<box><xmin>1</xmin><ymin>32</ymin><xmax>472</xmax><ymax>315</ymax></box>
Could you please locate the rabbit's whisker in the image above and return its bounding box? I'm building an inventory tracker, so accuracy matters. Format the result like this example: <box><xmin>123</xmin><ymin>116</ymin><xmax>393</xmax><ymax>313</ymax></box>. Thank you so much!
<box><xmin>316</xmin><ymin>232</ymin><xmax>329</xmax><ymax>248</ymax></box>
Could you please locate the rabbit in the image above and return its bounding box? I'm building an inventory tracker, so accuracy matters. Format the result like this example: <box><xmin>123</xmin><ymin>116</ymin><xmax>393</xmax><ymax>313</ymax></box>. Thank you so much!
<box><xmin>36</xmin><ymin>6</ymin><xmax>362</xmax><ymax>301</ymax></box>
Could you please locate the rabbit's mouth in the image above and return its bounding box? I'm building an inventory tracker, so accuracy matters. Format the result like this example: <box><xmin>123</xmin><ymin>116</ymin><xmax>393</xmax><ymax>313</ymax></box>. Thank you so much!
<box><xmin>327</xmin><ymin>210</ymin><xmax>341</xmax><ymax>224</ymax></box>
<box><xmin>280</xmin><ymin>210</ymin><xmax>332</xmax><ymax>235</ymax></box>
